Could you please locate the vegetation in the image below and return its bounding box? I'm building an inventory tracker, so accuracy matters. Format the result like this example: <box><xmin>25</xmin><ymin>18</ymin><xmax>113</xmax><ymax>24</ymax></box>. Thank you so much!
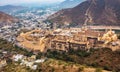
<box><xmin>117</xmin><ymin>34</ymin><xmax>120</xmax><ymax>39</ymax></box>
<box><xmin>95</xmin><ymin>68</ymin><xmax>103</xmax><ymax>72</ymax></box>
<box><xmin>0</xmin><ymin>38</ymin><xmax>33</xmax><ymax>56</ymax></box>
<box><xmin>45</xmin><ymin>49</ymin><xmax>92</xmax><ymax>64</ymax></box>
<box><xmin>1</xmin><ymin>58</ymin><xmax>99</xmax><ymax>72</ymax></box>
<box><xmin>45</xmin><ymin>48</ymin><xmax>120</xmax><ymax>72</ymax></box>
<box><xmin>2</xmin><ymin>62</ymin><xmax>34</xmax><ymax>72</ymax></box>
<box><xmin>0</xmin><ymin>38</ymin><xmax>120</xmax><ymax>71</ymax></box>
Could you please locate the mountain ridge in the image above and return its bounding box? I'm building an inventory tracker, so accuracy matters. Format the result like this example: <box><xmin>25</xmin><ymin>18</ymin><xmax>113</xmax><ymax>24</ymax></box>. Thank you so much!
<box><xmin>48</xmin><ymin>0</ymin><xmax>120</xmax><ymax>27</ymax></box>
<box><xmin>0</xmin><ymin>5</ymin><xmax>27</xmax><ymax>13</ymax></box>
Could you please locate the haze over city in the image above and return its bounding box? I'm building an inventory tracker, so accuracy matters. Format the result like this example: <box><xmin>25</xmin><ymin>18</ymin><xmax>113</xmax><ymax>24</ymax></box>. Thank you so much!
<box><xmin>0</xmin><ymin>0</ymin><xmax>66</xmax><ymax>6</ymax></box>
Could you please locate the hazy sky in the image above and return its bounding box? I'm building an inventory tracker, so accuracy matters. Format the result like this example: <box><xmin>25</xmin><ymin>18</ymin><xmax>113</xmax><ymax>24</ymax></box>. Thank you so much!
<box><xmin>0</xmin><ymin>0</ymin><xmax>65</xmax><ymax>6</ymax></box>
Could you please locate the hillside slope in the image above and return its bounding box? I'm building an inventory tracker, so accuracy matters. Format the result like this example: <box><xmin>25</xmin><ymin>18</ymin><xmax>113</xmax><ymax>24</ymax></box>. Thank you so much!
<box><xmin>0</xmin><ymin>11</ymin><xmax>18</xmax><ymax>27</ymax></box>
<box><xmin>48</xmin><ymin>0</ymin><xmax>120</xmax><ymax>27</ymax></box>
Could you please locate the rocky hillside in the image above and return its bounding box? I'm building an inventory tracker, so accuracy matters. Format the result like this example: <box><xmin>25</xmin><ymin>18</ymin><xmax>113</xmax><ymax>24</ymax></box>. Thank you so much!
<box><xmin>0</xmin><ymin>11</ymin><xmax>18</xmax><ymax>27</ymax></box>
<box><xmin>48</xmin><ymin>0</ymin><xmax>120</xmax><ymax>27</ymax></box>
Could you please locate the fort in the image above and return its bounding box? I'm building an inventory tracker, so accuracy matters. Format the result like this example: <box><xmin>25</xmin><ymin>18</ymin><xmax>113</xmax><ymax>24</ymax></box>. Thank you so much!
<box><xmin>16</xmin><ymin>27</ymin><xmax>120</xmax><ymax>52</ymax></box>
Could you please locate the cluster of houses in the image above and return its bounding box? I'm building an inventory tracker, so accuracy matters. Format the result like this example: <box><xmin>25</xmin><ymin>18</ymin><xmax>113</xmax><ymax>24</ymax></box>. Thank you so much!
<box><xmin>12</xmin><ymin>54</ymin><xmax>46</xmax><ymax>70</ymax></box>
<box><xmin>0</xmin><ymin>8</ymin><xmax>55</xmax><ymax>43</ymax></box>
<box><xmin>0</xmin><ymin>49</ymin><xmax>46</xmax><ymax>70</ymax></box>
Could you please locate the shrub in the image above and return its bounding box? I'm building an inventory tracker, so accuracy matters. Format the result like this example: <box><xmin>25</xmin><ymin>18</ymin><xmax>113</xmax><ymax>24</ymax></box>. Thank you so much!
<box><xmin>78</xmin><ymin>67</ymin><xmax>84</xmax><ymax>72</ymax></box>
<box><xmin>95</xmin><ymin>68</ymin><xmax>103</xmax><ymax>72</ymax></box>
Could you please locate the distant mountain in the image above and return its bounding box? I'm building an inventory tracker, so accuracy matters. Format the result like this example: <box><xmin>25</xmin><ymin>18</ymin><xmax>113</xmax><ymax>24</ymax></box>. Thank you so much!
<box><xmin>58</xmin><ymin>0</ymin><xmax>84</xmax><ymax>9</ymax></box>
<box><xmin>0</xmin><ymin>11</ymin><xmax>18</xmax><ymax>27</ymax></box>
<box><xmin>0</xmin><ymin>5</ymin><xmax>27</xmax><ymax>13</ymax></box>
<box><xmin>48</xmin><ymin>0</ymin><xmax>120</xmax><ymax>28</ymax></box>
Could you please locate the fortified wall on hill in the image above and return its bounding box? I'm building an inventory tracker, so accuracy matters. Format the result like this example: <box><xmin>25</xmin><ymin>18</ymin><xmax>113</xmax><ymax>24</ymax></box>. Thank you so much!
<box><xmin>16</xmin><ymin>28</ymin><xmax>120</xmax><ymax>52</ymax></box>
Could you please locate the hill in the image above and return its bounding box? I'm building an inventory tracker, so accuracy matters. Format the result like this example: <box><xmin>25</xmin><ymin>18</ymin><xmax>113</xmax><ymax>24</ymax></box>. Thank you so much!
<box><xmin>0</xmin><ymin>11</ymin><xmax>18</xmax><ymax>27</ymax></box>
<box><xmin>48</xmin><ymin>0</ymin><xmax>120</xmax><ymax>28</ymax></box>
<box><xmin>0</xmin><ymin>5</ymin><xmax>26</xmax><ymax>13</ymax></box>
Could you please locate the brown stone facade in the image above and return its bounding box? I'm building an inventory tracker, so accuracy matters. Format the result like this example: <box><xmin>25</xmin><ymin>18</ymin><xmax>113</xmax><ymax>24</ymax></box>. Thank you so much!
<box><xmin>16</xmin><ymin>29</ymin><xmax>120</xmax><ymax>52</ymax></box>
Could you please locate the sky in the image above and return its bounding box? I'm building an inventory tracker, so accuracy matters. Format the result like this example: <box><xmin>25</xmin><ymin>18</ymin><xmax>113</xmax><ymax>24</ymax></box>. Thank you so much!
<box><xmin>0</xmin><ymin>0</ymin><xmax>65</xmax><ymax>6</ymax></box>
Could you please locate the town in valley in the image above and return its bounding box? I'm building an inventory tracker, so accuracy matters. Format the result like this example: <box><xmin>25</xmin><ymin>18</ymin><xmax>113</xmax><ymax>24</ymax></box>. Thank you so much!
<box><xmin>0</xmin><ymin>0</ymin><xmax>120</xmax><ymax>72</ymax></box>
